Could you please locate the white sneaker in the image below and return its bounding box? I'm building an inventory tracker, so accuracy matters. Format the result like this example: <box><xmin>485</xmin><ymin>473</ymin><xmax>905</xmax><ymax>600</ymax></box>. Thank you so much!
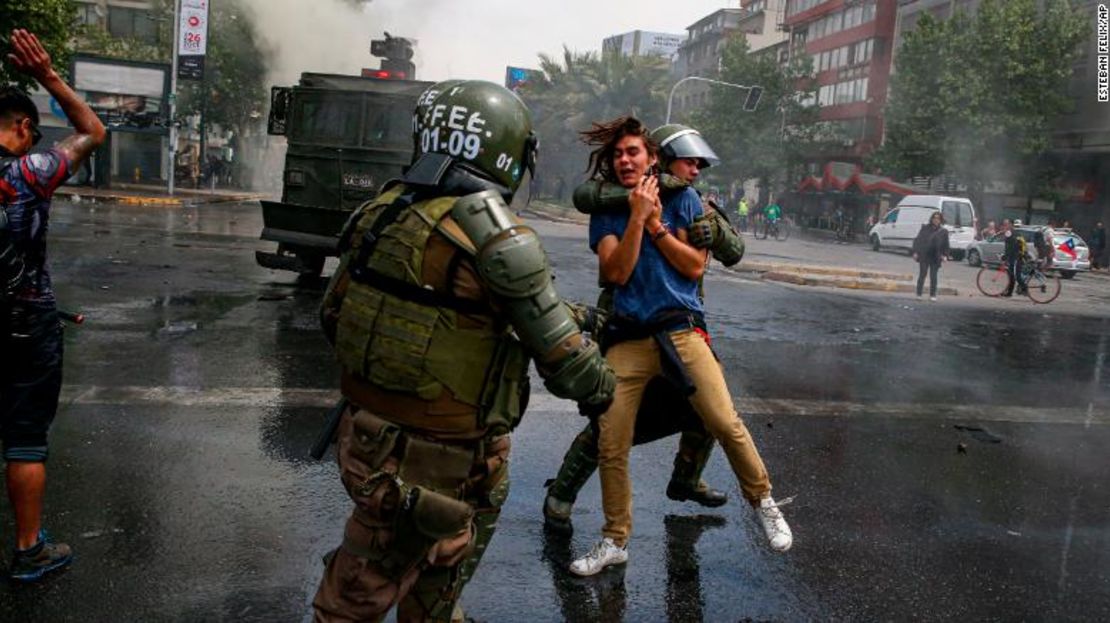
<box><xmin>569</xmin><ymin>537</ymin><xmax>628</xmax><ymax>577</ymax></box>
<box><xmin>756</xmin><ymin>496</ymin><xmax>794</xmax><ymax>552</ymax></box>
<box><xmin>930</xmin><ymin>296</ymin><xmax>938</xmax><ymax>301</ymax></box>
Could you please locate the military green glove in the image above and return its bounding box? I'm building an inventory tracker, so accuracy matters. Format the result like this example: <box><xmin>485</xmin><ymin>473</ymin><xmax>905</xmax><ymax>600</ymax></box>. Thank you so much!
<box><xmin>561</xmin><ymin>300</ymin><xmax>608</xmax><ymax>337</ymax></box>
<box><xmin>688</xmin><ymin>215</ymin><xmax>714</xmax><ymax>250</ymax></box>
<box><xmin>539</xmin><ymin>339</ymin><xmax>616</xmax><ymax>405</ymax></box>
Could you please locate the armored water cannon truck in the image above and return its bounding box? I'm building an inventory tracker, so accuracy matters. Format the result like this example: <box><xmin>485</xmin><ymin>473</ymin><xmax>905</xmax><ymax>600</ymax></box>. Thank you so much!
<box><xmin>256</xmin><ymin>34</ymin><xmax>429</xmax><ymax>277</ymax></box>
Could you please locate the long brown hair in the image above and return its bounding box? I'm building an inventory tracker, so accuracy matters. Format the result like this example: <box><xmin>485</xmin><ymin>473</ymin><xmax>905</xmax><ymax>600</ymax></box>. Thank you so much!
<box><xmin>579</xmin><ymin>116</ymin><xmax>657</xmax><ymax>183</ymax></box>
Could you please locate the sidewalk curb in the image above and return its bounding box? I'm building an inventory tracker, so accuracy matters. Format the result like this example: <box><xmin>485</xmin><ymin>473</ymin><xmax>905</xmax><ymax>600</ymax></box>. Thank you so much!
<box><xmin>760</xmin><ymin>270</ymin><xmax>959</xmax><ymax>296</ymax></box>
<box><xmin>57</xmin><ymin>187</ymin><xmax>264</xmax><ymax>207</ymax></box>
<box><xmin>740</xmin><ymin>260</ymin><xmax>913</xmax><ymax>282</ymax></box>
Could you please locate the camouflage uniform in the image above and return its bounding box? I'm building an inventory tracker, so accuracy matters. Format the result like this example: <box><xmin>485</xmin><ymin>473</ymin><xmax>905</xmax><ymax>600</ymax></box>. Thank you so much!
<box><xmin>313</xmin><ymin>81</ymin><xmax>614</xmax><ymax>622</ymax></box>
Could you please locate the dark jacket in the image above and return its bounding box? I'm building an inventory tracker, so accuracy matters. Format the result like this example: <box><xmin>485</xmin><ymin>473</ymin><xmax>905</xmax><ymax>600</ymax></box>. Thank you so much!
<box><xmin>912</xmin><ymin>224</ymin><xmax>949</xmax><ymax>265</ymax></box>
<box><xmin>1091</xmin><ymin>226</ymin><xmax>1106</xmax><ymax>251</ymax></box>
<box><xmin>1002</xmin><ymin>231</ymin><xmax>1023</xmax><ymax>263</ymax></box>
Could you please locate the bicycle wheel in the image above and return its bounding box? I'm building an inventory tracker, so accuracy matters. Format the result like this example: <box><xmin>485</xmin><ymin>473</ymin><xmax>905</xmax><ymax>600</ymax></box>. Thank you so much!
<box><xmin>976</xmin><ymin>266</ymin><xmax>1009</xmax><ymax>297</ymax></box>
<box><xmin>1024</xmin><ymin>270</ymin><xmax>1061</xmax><ymax>304</ymax></box>
<box><xmin>776</xmin><ymin>223</ymin><xmax>790</xmax><ymax>241</ymax></box>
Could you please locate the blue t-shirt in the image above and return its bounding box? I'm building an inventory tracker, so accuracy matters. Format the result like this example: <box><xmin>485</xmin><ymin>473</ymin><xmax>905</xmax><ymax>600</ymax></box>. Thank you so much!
<box><xmin>588</xmin><ymin>186</ymin><xmax>704</xmax><ymax>323</ymax></box>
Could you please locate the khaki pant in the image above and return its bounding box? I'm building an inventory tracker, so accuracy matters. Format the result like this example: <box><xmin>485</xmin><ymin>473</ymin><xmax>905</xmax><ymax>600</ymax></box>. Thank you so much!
<box><xmin>598</xmin><ymin>330</ymin><xmax>771</xmax><ymax>545</ymax></box>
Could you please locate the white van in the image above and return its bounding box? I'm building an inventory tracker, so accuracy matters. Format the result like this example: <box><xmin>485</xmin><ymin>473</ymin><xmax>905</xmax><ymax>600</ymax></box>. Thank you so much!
<box><xmin>868</xmin><ymin>195</ymin><xmax>977</xmax><ymax>259</ymax></box>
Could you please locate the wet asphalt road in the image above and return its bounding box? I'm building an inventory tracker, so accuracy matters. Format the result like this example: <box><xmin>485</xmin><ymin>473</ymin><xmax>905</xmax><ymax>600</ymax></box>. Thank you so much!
<box><xmin>1</xmin><ymin>199</ymin><xmax>1108</xmax><ymax>622</ymax></box>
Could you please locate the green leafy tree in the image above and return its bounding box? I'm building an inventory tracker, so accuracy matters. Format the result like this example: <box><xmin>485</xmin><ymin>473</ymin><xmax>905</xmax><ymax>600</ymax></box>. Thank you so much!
<box><xmin>0</xmin><ymin>0</ymin><xmax>75</xmax><ymax>90</ymax></box>
<box><xmin>519</xmin><ymin>48</ymin><xmax>671</xmax><ymax>201</ymax></box>
<box><xmin>175</xmin><ymin>1</ymin><xmax>268</xmax><ymax>137</ymax></box>
<box><xmin>871</xmin><ymin>0</ymin><xmax>1087</xmax><ymax>206</ymax></box>
<box><xmin>693</xmin><ymin>35</ymin><xmax>821</xmax><ymax>203</ymax></box>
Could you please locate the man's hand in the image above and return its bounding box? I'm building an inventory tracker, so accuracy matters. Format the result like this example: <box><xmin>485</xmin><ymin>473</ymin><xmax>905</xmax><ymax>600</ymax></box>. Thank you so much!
<box><xmin>6</xmin><ymin>29</ymin><xmax>106</xmax><ymax>166</ymax></box>
<box><xmin>7</xmin><ymin>30</ymin><xmax>55</xmax><ymax>82</ymax></box>
<box><xmin>629</xmin><ymin>175</ymin><xmax>658</xmax><ymax>225</ymax></box>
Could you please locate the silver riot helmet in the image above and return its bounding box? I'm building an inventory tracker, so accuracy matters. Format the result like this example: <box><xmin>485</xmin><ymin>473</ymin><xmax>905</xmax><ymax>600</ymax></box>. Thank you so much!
<box><xmin>650</xmin><ymin>124</ymin><xmax>721</xmax><ymax>169</ymax></box>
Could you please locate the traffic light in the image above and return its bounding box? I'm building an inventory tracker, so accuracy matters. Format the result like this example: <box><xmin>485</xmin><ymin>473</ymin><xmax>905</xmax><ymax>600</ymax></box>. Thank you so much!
<box><xmin>370</xmin><ymin>32</ymin><xmax>415</xmax><ymax>80</ymax></box>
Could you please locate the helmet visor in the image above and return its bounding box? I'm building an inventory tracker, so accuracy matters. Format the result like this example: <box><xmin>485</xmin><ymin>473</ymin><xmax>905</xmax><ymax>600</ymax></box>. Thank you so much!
<box><xmin>659</xmin><ymin>129</ymin><xmax>720</xmax><ymax>167</ymax></box>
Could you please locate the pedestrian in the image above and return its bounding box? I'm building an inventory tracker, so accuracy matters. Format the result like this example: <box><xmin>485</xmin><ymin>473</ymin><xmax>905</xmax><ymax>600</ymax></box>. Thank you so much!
<box><xmin>0</xmin><ymin>29</ymin><xmax>106</xmax><ymax>582</ymax></box>
<box><xmin>311</xmin><ymin>80</ymin><xmax>616</xmax><ymax>621</ymax></box>
<box><xmin>545</xmin><ymin>123</ymin><xmax>749</xmax><ymax>534</ymax></box>
<box><xmin>737</xmin><ymin>195</ymin><xmax>749</xmax><ymax>232</ymax></box>
<box><xmin>980</xmin><ymin>220</ymin><xmax>997</xmax><ymax>240</ymax></box>
<box><xmin>1089</xmin><ymin>221</ymin><xmax>1106</xmax><ymax>270</ymax></box>
<box><xmin>1000</xmin><ymin>218</ymin><xmax>1026</xmax><ymax>297</ymax></box>
<box><xmin>912</xmin><ymin>211</ymin><xmax>950</xmax><ymax>301</ymax></box>
<box><xmin>568</xmin><ymin>116</ymin><xmax>792</xmax><ymax>578</ymax></box>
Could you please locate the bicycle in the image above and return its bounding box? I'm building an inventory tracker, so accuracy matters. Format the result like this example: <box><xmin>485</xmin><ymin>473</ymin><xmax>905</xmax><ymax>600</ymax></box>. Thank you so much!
<box><xmin>834</xmin><ymin>219</ymin><xmax>854</xmax><ymax>243</ymax></box>
<box><xmin>976</xmin><ymin>256</ymin><xmax>1061</xmax><ymax>303</ymax></box>
<box><xmin>756</xmin><ymin>218</ymin><xmax>790</xmax><ymax>241</ymax></box>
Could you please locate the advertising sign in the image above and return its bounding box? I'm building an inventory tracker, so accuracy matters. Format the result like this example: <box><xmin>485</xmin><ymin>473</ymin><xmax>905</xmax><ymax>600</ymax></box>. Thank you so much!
<box><xmin>72</xmin><ymin>56</ymin><xmax>170</xmax><ymax>132</ymax></box>
<box><xmin>505</xmin><ymin>67</ymin><xmax>541</xmax><ymax>93</ymax></box>
<box><xmin>178</xmin><ymin>0</ymin><xmax>210</xmax><ymax>80</ymax></box>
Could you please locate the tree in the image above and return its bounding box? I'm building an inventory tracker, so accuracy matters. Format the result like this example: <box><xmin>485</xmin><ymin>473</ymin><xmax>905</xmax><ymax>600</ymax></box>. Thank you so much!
<box><xmin>0</xmin><ymin>0</ymin><xmax>75</xmax><ymax>90</ymax></box>
<box><xmin>518</xmin><ymin>48</ymin><xmax>671</xmax><ymax>201</ymax></box>
<box><xmin>870</xmin><ymin>0</ymin><xmax>1087</xmax><ymax>207</ymax></box>
<box><xmin>693</xmin><ymin>35</ymin><xmax>822</xmax><ymax>203</ymax></box>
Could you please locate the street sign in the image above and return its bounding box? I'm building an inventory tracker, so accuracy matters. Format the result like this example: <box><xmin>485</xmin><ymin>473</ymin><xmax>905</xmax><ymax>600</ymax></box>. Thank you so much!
<box><xmin>178</xmin><ymin>0</ymin><xmax>209</xmax><ymax>80</ymax></box>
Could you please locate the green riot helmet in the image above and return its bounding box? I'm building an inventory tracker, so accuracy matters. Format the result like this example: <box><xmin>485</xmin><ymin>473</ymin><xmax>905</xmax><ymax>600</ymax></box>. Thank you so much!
<box><xmin>650</xmin><ymin>124</ymin><xmax>720</xmax><ymax>169</ymax></box>
<box><xmin>411</xmin><ymin>79</ymin><xmax>464</xmax><ymax>158</ymax></box>
<box><xmin>412</xmin><ymin>80</ymin><xmax>538</xmax><ymax>193</ymax></box>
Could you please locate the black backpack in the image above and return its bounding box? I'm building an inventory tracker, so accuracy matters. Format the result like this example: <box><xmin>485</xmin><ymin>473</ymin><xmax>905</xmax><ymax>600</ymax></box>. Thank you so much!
<box><xmin>0</xmin><ymin>156</ymin><xmax>27</xmax><ymax>298</ymax></box>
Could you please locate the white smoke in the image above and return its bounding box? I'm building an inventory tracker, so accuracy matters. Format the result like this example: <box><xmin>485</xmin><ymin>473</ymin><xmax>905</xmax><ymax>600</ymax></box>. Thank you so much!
<box><xmin>234</xmin><ymin>0</ymin><xmax>729</xmax><ymax>86</ymax></box>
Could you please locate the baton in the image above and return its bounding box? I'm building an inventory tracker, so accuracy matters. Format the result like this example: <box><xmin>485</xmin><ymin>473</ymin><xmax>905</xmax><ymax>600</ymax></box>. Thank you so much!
<box><xmin>310</xmin><ymin>397</ymin><xmax>349</xmax><ymax>460</ymax></box>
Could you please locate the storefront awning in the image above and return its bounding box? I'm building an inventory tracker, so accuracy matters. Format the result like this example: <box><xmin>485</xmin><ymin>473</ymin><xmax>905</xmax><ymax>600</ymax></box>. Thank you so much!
<box><xmin>797</xmin><ymin>162</ymin><xmax>918</xmax><ymax>196</ymax></box>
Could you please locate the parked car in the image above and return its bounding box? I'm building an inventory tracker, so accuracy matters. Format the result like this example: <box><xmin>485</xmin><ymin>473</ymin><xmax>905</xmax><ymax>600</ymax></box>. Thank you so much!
<box><xmin>965</xmin><ymin>226</ymin><xmax>1090</xmax><ymax>278</ymax></box>
<box><xmin>869</xmin><ymin>195</ymin><xmax>977</xmax><ymax>260</ymax></box>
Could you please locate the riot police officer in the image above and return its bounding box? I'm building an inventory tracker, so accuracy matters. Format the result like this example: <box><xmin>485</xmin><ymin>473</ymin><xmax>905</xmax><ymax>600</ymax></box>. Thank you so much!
<box><xmin>312</xmin><ymin>80</ymin><xmax>615</xmax><ymax>621</ymax></box>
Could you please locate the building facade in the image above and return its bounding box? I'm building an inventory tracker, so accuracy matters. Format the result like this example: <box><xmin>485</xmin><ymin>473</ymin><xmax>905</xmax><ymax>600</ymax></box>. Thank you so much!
<box><xmin>892</xmin><ymin>0</ymin><xmax>1110</xmax><ymax>229</ymax></box>
<box><xmin>602</xmin><ymin>31</ymin><xmax>686</xmax><ymax>59</ymax></box>
<box><xmin>671</xmin><ymin>8</ymin><xmax>746</xmax><ymax>119</ymax></box>
<box><xmin>784</xmin><ymin>0</ymin><xmax>897</xmax><ymax>163</ymax></box>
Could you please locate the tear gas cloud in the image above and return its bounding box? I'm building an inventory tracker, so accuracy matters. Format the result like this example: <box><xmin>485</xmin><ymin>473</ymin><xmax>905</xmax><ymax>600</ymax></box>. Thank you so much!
<box><xmin>237</xmin><ymin>0</ymin><xmax>728</xmax><ymax>85</ymax></box>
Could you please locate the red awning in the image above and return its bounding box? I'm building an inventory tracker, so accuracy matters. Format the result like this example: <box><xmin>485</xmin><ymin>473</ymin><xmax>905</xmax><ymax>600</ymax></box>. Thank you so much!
<box><xmin>796</xmin><ymin>162</ymin><xmax>918</xmax><ymax>196</ymax></box>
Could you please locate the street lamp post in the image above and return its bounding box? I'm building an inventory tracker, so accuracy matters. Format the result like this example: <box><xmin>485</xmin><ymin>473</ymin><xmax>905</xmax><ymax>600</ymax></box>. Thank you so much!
<box><xmin>167</xmin><ymin>0</ymin><xmax>180</xmax><ymax>195</ymax></box>
<box><xmin>665</xmin><ymin>75</ymin><xmax>764</xmax><ymax>124</ymax></box>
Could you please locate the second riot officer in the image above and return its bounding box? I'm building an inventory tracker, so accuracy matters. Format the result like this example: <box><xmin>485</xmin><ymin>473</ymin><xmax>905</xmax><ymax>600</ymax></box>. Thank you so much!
<box><xmin>312</xmin><ymin>80</ymin><xmax>616</xmax><ymax>622</ymax></box>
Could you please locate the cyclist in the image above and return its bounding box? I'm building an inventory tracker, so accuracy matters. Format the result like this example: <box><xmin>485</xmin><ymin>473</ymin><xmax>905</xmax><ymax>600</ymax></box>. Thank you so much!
<box><xmin>763</xmin><ymin>201</ymin><xmax>782</xmax><ymax>238</ymax></box>
<box><xmin>1001</xmin><ymin>219</ymin><xmax>1028</xmax><ymax>297</ymax></box>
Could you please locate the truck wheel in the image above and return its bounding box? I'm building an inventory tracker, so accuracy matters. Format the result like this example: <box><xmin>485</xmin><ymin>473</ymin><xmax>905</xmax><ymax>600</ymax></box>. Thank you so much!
<box><xmin>297</xmin><ymin>252</ymin><xmax>325</xmax><ymax>278</ymax></box>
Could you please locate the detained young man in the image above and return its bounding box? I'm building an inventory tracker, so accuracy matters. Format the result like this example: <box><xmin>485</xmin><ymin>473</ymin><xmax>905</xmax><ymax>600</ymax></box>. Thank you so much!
<box><xmin>568</xmin><ymin>117</ymin><xmax>792</xmax><ymax>577</ymax></box>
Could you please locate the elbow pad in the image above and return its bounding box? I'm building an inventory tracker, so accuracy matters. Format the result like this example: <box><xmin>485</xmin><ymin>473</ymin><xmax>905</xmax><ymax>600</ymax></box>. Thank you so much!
<box><xmin>452</xmin><ymin>191</ymin><xmax>615</xmax><ymax>405</ymax></box>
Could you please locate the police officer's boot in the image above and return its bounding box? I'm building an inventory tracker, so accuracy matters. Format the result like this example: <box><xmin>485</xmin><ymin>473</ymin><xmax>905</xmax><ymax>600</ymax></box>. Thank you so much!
<box><xmin>665</xmin><ymin>430</ymin><xmax>728</xmax><ymax>508</ymax></box>
<box><xmin>544</xmin><ymin>426</ymin><xmax>600</xmax><ymax>534</ymax></box>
